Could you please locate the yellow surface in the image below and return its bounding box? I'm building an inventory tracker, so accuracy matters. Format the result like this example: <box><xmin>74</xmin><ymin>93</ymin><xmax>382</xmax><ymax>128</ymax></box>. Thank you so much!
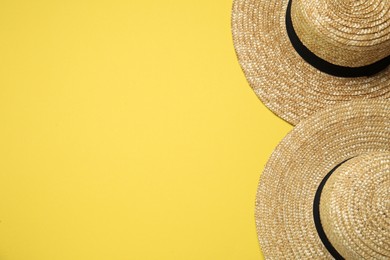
<box><xmin>0</xmin><ymin>0</ymin><xmax>291</xmax><ymax>259</ymax></box>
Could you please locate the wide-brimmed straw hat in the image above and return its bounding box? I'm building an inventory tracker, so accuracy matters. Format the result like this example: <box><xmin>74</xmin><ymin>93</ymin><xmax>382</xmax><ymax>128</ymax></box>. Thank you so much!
<box><xmin>232</xmin><ymin>0</ymin><xmax>390</xmax><ymax>125</ymax></box>
<box><xmin>256</xmin><ymin>99</ymin><xmax>389</xmax><ymax>259</ymax></box>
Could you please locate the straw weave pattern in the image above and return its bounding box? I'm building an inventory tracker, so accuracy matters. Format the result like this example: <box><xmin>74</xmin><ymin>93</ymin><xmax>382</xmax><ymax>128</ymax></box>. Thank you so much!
<box><xmin>232</xmin><ymin>0</ymin><xmax>390</xmax><ymax>125</ymax></box>
<box><xmin>255</xmin><ymin>100</ymin><xmax>390</xmax><ymax>259</ymax></box>
<box><xmin>292</xmin><ymin>0</ymin><xmax>390</xmax><ymax>66</ymax></box>
<box><xmin>320</xmin><ymin>153</ymin><xmax>390</xmax><ymax>259</ymax></box>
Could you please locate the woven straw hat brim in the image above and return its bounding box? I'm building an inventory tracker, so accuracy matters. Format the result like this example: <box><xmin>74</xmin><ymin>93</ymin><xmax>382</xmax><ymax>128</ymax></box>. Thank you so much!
<box><xmin>255</xmin><ymin>100</ymin><xmax>390</xmax><ymax>259</ymax></box>
<box><xmin>232</xmin><ymin>0</ymin><xmax>390</xmax><ymax>125</ymax></box>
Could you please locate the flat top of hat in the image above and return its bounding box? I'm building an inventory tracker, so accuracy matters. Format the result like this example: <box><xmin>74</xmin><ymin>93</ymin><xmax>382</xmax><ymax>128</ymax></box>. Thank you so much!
<box><xmin>320</xmin><ymin>154</ymin><xmax>390</xmax><ymax>259</ymax></box>
<box><xmin>232</xmin><ymin>0</ymin><xmax>390</xmax><ymax>125</ymax></box>
<box><xmin>255</xmin><ymin>99</ymin><xmax>389</xmax><ymax>259</ymax></box>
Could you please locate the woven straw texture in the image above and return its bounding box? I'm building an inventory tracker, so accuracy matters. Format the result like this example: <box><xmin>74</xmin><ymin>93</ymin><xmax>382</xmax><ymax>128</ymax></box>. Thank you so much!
<box><xmin>291</xmin><ymin>0</ymin><xmax>390</xmax><ymax>67</ymax></box>
<box><xmin>232</xmin><ymin>0</ymin><xmax>390</xmax><ymax>125</ymax></box>
<box><xmin>320</xmin><ymin>153</ymin><xmax>390</xmax><ymax>259</ymax></box>
<box><xmin>255</xmin><ymin>100</ymin><xmax>390</xmax><ymax>259</ymax></box>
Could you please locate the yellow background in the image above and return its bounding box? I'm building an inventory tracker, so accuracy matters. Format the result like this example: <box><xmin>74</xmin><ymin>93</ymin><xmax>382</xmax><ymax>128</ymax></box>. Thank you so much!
<box><xmin>0</xmin><ymin>0</ymin><xmax>291</xmax><ymax>259</ymax></box>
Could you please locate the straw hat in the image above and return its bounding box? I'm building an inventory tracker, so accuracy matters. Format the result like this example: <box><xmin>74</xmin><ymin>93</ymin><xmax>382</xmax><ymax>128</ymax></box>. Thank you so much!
<box><xmin>232</xmin><ymin>0</ymin><xmax>390</xmax><ymax>125</ymax></box>
<box><xmin>256</xmin><ymin>99</ymin><xmax>390</xmax><ymax>259</ymax></box>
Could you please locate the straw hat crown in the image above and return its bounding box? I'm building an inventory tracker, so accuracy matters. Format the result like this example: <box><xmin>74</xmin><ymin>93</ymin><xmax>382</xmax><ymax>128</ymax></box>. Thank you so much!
<box><xmin>320</xmin><ymin>153</ymin><xmax>390</xmax><ymax>259</ymax></box>
<box><xmin>232</xmin><ymin>0</ymin><xmax>390</xmax><ymax>124</ymax></box>
<box><xmin>291</xmin><ymin>0</ymin><xmax>390</xmax><ymax>67</ymax></box>
<box><xmin>255</xmin><ymin>100</ymin><xmax>389</xmax><ymax>259</ymax></box>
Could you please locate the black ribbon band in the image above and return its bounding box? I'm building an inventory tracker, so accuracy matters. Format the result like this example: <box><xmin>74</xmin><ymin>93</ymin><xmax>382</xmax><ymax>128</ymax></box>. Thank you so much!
<box><xmin>285</xmin><ymin>0</ymin><xmax>390</xmax><ymax>77</ymax></box>
<box><xmin>313</xmin><ymin>159</ymin><xmax>353</xmax><ymax>260</ymax></box>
